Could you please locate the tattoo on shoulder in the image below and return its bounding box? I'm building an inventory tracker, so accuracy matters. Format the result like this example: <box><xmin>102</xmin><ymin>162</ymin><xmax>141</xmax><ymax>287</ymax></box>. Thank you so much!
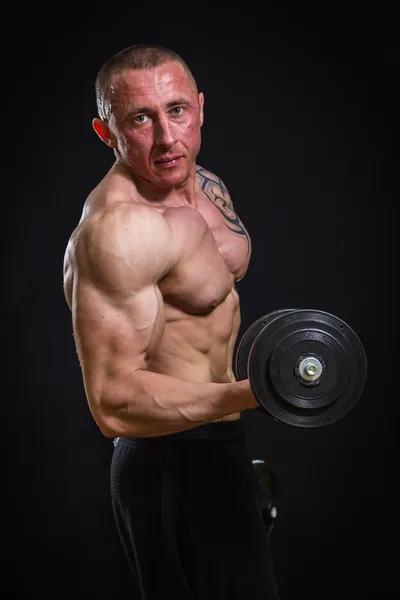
<box><xmin>196</xmin><ymin>166</ymin><xmax>251</xmax><ymax>255</ymax></box>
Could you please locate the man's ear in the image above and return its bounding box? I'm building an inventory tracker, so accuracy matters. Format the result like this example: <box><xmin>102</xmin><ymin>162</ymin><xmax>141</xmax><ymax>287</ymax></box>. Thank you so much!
<box><xmin>198</xmin><ymin>92</ymin><xmax>204</xmax><ymax>126</ymax></box>
<box><xmin>92</xmin><ymin>118</ymin><xmax>117</xmax><ymax>147</ymax></box>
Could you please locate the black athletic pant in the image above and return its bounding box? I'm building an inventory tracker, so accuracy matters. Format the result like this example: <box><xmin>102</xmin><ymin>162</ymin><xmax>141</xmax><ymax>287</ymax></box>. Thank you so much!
<box><xmin>110</xmin><ymin>419</ymin><xmax>280</xmax><ymax>599</ymax></box>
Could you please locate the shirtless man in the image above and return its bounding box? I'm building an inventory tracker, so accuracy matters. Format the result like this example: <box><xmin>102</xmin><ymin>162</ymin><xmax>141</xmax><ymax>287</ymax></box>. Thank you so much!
<box><xmin>63</xmin><ymin>44</ymin><xmax>279</xmax><ymax>599</ymax></box>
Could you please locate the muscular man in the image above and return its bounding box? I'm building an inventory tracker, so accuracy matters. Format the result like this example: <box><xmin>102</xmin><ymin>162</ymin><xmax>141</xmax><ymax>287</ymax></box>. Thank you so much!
<box><xmin>63</xmin><ymin>44</ymin><xmax>279</xmax><ymax>599</ymax></box>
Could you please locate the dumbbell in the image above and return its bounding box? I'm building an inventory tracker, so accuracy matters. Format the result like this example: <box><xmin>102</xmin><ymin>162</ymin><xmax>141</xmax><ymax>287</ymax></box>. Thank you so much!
<box><xmin>235</xmin><ymin>309</ymin><xmax>367</xmax><ymax>428</ymax></box>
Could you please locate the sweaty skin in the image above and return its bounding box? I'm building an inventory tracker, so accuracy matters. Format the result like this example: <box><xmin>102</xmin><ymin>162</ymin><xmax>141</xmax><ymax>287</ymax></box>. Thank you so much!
<box><xmin>63</xmin><ymin>61</ymin><xmax>257</xmax><ymax>438</ymax></box>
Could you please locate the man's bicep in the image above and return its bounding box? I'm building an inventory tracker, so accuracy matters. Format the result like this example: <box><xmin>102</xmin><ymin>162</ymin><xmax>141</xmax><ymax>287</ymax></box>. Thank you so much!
<box><xmin>72</xmin><ymin>276</ymin><xmax>165</xmax><ymax>404</ymax></box>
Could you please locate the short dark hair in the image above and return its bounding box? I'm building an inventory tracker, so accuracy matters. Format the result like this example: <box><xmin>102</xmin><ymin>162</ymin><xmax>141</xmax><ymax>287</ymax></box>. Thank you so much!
<box><xmin>95</xmin><ymin>43</ymin><xmax>197</xmax><ymax>120</ymax></box>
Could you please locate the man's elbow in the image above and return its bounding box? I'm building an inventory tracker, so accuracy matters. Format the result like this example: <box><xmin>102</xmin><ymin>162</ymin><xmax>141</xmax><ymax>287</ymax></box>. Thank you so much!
<box><xmin>89</xmin><ymin>404</ymin><xmax>118</xmax><ymax>438</ymax></box>
<box><xmin>86</xmin><ymin>393</ymin><xmax>120</xmax><ymax>438</ymax></box>
<box><xmin>89</xmin><ymin>395</ymin><xmax>142</xmax><ymax>439</ymax></box>
<box><xmin>97</xmin><ymin>418</ymin><xmax>118</xmax><ymax>438</ymax></box>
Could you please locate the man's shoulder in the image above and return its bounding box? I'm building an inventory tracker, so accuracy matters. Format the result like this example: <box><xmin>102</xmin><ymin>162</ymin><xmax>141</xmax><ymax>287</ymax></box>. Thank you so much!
<box><xmin>195</xmin><ymin>164</ymin><xmax>225</xmax><ymax>185</ymax></box>
<box><xmin>64</xmin><ymin>201</ymin><xmax>172</xmax><ymax>281</ymax></box>
<box><xmin>195</xmin><ymin>164</ymin><xmax>232</xmax><ymax>204</ymax></box>
<box><xmin>83</xmin><ymin>201</ymin><xmax>166</xmax><ymax>244</ymax></box>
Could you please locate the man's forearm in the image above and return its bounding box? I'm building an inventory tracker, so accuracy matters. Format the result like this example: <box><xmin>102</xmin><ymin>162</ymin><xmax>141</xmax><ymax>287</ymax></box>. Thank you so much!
<box><xmin>96</xmin><ymin>369</ymin><xmax>258</xmax><ymax>438</ymax></box>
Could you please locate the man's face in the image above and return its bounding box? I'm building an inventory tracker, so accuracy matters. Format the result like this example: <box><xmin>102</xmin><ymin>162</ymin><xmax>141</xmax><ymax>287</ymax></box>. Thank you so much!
<box><xmin>106</xmin><ymin>61</ymin><xmax>204</xmax><ymax>189</ymax></box>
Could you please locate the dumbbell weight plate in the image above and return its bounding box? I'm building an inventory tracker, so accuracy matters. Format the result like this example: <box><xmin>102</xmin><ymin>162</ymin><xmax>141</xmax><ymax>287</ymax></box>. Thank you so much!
<box><xmin>235</xmin><ymin>309</ymin><xmax>297</xmax><ymax>381</ymax></box>
<box><xmin>248</xmin><ymin>309</ymin><xmax>368</xmax><ymax>428</ymax></box>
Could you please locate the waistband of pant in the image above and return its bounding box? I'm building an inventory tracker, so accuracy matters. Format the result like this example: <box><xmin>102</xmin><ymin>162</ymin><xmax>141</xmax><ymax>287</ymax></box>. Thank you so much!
<box><xmin>115</xmin><ymin>418</ymin><xmax>245</xmax><ymax>446</ymax></box>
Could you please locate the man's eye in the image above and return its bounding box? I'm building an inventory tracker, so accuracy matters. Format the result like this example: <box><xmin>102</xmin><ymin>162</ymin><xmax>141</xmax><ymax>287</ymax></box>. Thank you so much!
<box><xmin>170</xmin><ymin>107</ymin><xmax>183</xmax><ymax>115</ymax></box>
<box><xmin>134</xmin><ymin>115</ymin><xmax>148</xmax><ymax>123</ymax></box>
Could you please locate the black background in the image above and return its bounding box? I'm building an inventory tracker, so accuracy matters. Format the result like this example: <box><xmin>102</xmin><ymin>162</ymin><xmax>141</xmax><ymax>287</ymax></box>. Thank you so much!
<box><xmin>5</xmin><ymin>3</ymin><xmax>398</xmax><ymax>598</ymax></box>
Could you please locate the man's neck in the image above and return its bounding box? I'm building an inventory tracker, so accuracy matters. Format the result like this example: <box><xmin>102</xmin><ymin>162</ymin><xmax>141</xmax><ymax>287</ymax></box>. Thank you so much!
<box><xmin>114</xmin><ymin>161</ymin><xmax>198</xmax><ymax>209</ymax></box>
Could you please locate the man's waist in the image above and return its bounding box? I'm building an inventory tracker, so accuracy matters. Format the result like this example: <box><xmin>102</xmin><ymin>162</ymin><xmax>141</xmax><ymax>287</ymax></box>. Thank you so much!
<box><xmin>114</xmin><ymin>416</ymin><xmax>245</xmax><ymax>446</ymax></box>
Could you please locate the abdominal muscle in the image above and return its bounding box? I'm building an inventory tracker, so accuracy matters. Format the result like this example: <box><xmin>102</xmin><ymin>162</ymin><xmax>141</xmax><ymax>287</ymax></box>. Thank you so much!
<box><xmin>147</xmin><ymin>289</ymin><xmax>242</xmax><ymax>422</ymax></box>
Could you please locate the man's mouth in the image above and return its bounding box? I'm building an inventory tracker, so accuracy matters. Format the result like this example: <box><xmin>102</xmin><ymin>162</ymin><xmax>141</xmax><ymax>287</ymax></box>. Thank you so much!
<box><xmin>154</xmin><ymin>155</ymin><xmax>182</xmax><ymax>166</ymax></box>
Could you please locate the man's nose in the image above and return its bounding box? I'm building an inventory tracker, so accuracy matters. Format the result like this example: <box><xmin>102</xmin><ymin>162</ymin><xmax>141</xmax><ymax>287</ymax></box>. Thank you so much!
<box><xmin>154</xmin><ymin>115</ymin><xmax>177</xmax><ymax>147</ymax></box>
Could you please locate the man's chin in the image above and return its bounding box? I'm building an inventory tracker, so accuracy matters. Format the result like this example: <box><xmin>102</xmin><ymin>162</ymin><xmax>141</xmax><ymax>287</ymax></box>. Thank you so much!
<box><xmin>152</xmin><ymin>164</ymin><xmax>190</xmax><ymax>188</ymax></box>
